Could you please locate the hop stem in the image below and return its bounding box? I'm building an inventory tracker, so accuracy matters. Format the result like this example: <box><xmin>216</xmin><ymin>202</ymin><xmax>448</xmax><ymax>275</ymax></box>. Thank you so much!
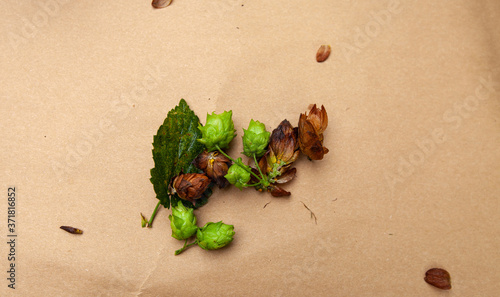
<box><xmin>253</xmin><ymin>154</ymin><xmax>268</xmax><ymax>183</ymax></box>
<box><xmin>145</xmin><ymin>201</ymin><xmax>161</xmax><ymax>228</ymax></box>
<box><xmin>215</xmin><ymin>145</ymin><xmax>264</xmax><ymax>183</ymax></box>
<box><xmin>175</xmin><ymin>239</ymin><xmax>198</xmax><ymax>255</ymax></box>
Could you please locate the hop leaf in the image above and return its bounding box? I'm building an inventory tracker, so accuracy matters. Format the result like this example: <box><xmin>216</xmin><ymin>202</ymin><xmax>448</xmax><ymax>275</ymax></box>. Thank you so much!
<box><xmin>150</xmin><ymin>99</ymin><xmax>209</xmax><ymax>209</ymax></box>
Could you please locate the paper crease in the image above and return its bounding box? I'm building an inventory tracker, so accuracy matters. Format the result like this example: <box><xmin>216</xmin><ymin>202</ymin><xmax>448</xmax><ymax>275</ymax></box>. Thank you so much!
<box><xmin>134</xmin><ymin>244</ymin><xmax>167</xmax><ymax>297</ymax></box>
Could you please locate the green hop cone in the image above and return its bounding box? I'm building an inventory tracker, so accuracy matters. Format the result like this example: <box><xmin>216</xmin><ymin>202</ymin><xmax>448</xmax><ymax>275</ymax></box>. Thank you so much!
<box><xmin>168</xmin><ymin>201</ymin><xmax>198</xmax><ymax>240</ymax></box>
<box><xmin>224</xmin><ymin>158</ymin><xmax>251</xmax><ymax>190</ymax></box>
<box><xmin>198</xmin><ymin>111</ymin><xmax>236</xmax><ymax>151</ymax></box>
<box><xmin>196</xmin><ymin>221</ymin><xmax>235</xmax><ymax>250</ymax></box>
<box><xmin>242</xmin><ymin>119</ymin><xmax>271</xmax><ymax>157</ymax></box>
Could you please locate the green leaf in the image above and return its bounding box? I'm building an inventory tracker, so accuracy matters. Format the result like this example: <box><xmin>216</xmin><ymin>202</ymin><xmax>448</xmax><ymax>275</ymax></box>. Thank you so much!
<box><xmin>150</xmin><ymin>99</ymin><xmax>208</xmax><ymax>209</ymax></box>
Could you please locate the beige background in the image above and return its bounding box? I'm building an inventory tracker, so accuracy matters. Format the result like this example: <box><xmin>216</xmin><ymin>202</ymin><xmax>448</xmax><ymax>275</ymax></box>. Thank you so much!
<box><xmin>1</xmin><ymin>0</ymin><xmax>499</xmax><ymax>296</ymax></box>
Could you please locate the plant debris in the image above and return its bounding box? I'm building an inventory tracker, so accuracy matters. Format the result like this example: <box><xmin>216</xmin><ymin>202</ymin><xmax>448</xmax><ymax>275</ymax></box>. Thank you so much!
<box><xmin>300</xmin><ymin>201</ymin><xmax>317</xmax><ymax>224</ymax></box>
<box><xmin>140</xmin><ymin>213</ymin><xmax>148</xmax><ymax>228</ymax></box>
<box><xmin>60</xmin><ymin>226</ymin><xmax>83</xmax><ymax>234</ymax></box>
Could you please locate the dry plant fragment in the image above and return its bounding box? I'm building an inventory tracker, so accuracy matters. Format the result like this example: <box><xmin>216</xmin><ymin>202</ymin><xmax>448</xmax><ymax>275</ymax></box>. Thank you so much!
<box><xmin>316</xmin><ymin>45</ymin><xmax>331</xmax><ymax>63</ymax></box>
<box><xmin>424</xmin><ymin>268</ymin><xmax>451</xmax><ymax>290</ymax></box>
<box><xmin>60</xmin><ymin>226</ymin><xmax>83</xmax><ymax>234</ymax></box>
<box><xmin>300</xmin><ymin>201</ymin><xmax>317</xmax><ymax>224</ymax></box>
<box><xmin>140</xmin><ymin>213</ymin><xmax>148</xmax><ymax>228</ymax></box>
<box><xmin>298</xmin><ymin>104</ymin><xmax>329</xmax><ymax>160</ymax></box>
<box><xmin>268</xmin><ymin>185</ymin><xmax>291</xmax><ymax>197</ymax></box>
<box><xmin>152</xmin><ymin>0</ymin><xmax>172</xmax><ymax>9</ymax></box>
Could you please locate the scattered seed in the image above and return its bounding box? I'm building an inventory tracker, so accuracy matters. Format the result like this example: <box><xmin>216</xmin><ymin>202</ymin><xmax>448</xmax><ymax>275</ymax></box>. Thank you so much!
<box><xmin>152</xmin><ymin>0</ymin><xmax>172</xmax><ymax>9</ymax></box>
<box><xmin>60</xmin><ymin>226</ymin><xmax>83</xmax><ymax>234</ymax></box>
<box><xmin>316</xmin><ymin>45</ymin><xmax>331</xmax><ymax>63</ymax></box>
<box><xmin>424</xmin><ymin>268</ymin><xmax>451</xmax><ymax>290</ymax></box>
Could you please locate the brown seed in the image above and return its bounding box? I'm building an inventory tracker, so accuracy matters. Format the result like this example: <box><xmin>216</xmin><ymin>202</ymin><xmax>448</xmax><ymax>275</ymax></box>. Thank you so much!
<box><xmin>424</xmin><ymin>268</ymin><xmax>451</xmax><ymax>290</ymax></box>
<box><xmin>316</xmin><ymin>45</ymin><xmax>331</xmax><ymax>63</ymax></box>
<box><xmin>60</xmin><ymin>226</ymin><xmax>83</xmax><ymax>234</ymax></box>
<box><xmin>152</xmin><ymin>0</ymin><xmax>172</xmax><ymax>9</ymax></box>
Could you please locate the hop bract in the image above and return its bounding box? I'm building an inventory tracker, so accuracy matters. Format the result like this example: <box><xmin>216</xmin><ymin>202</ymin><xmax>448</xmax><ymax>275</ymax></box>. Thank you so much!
<box><xmin>197</xmin><ymin>221</ymin><xmax>235</xmax><ymax>250</ymax></box>
<box><xmin>168</xmin><ymin>201</ymin><xmax>198</xmax><ymax>240</ymax></box>
<box><xmin>224</xmin><ymin>158</ymin><xmax>251</xmax><ymax>190</ymax></box>
<box><xmin>198</xmin><ymin>111</ymin><xmax>236</xmax><ymax>151</ymax></box>
<box><xmin>242</xmin><ymin>119</ymin><xmax>271</xmax><ymax>157</ymax></box>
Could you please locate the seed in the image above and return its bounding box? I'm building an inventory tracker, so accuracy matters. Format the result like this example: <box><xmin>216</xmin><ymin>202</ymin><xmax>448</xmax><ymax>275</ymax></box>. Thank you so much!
<box><xmin>424</xmin><ymin>268</ymin><xmax>451</xmax><ymax>290</ymax></box>
<box><xmin>60</xmin><ymin>226</ymin><xmax>83</xmax><ymax>234</ymax></box>
<box><xmin>316</xmin><ymin>45</ymin><xmax>331</xmax><ymax>63</ymax></box>
<box><xmin>152</xmin><ymin>0</ymin><xmax>173</xmax><ymax>9</ymax></box>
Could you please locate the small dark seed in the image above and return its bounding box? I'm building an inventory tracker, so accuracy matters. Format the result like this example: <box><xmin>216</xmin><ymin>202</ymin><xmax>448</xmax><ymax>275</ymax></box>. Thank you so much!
<box><xmin>424</xmin><ymin>268</ymin><xmax>451</xmax><ymax>290</ymax></box>
<box><xmin>60</xmin><ymin>226</ymin><xmax>83</xmax><ymax>234</ymax></box>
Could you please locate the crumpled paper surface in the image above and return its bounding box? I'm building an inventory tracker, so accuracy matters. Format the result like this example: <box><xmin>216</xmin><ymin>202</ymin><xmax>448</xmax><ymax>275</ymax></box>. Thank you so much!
<box><xmin>1</xmin><ymin>0</ymin><xmax>499</xmax><ymax>296</ymax></box>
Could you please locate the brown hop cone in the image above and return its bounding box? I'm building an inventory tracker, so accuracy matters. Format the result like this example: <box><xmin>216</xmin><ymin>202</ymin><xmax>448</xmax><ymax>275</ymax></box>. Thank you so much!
<box><xmin>253</xmin><ymin>121</ymin><xmax>299</xmax><ymax>197</ymax></box>
<box><xmin>298</xmin><ymin>104</ymin><xmax>329</xmax><ymax>160</ymax></box>
<box><xmin>193</xmin><ymin>151</ymin><xmax>231</xmax><ymax>188</ymax></box>
<box><xmin>172</xmin><ymin>173</ymin><xmax>211</xmax><ymax>205</ymax></box>
<box><xmin>265</xmin><ymin>120</ymin><xmax>300</xmax><ymax>177</ymax></box>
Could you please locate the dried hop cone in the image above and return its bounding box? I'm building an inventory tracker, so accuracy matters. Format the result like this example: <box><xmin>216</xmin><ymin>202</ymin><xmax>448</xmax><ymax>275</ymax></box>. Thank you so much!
<box><xmin>168</xmin><ymin>201</ymin><xmax>198</xmax><ymax>240</ymax></box>
<box><xmin>298</xmin><ymin>104</ymin><xmax>329</xmax><ymax>160</ymax></box>
<box><xmin>197</xmin><ymin>111</ymin><xmax>236</xmax><ymax>151</ymax></box>
<box><xmin>172</xmin><ymin>173</ymin><xmax>211</xmax><ymax>205</ymax></box>
<box><xmin>265</xmin><ymin>120</ymin><xmax>300</xmax><ymax>179</ymax></box>
<box><xmin>196</xmin><ymin>221</ymin><xmax>235</xmax><ymax>250</ymax></box>
<box><xmin>193</xmin><ymin>150</ymin><xmax>232</xmax><ymax>188</ymax></box>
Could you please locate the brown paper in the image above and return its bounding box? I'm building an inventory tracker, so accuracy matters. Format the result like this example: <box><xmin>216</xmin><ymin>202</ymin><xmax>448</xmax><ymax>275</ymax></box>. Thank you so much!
<box><xmin>1</xmin><ymin>0</ymin><xmax>499</xmax><ymax>296</ymax></box>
